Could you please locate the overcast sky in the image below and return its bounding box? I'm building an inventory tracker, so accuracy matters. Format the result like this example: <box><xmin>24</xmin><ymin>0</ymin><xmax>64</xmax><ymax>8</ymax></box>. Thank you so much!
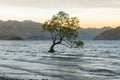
<box><xmin>0</xmin><ymin>0</ymin><xmax>120</xmax><ymax>28</ymax></box>
<box><xmin>1</xmin><ymin>0</ymin><xmax>120</xmax><ymax>8</ymax></box>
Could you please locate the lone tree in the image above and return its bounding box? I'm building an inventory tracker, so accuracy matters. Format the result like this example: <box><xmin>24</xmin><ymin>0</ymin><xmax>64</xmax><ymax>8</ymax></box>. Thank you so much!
<box><xmin>42</xmin><ymin>11</ymin><xmax>84</xmax><ymax>53</ymax></box>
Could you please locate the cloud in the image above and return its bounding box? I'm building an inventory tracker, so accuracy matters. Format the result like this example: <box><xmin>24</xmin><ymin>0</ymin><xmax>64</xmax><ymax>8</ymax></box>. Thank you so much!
<box><xmin>0</xmin><ymin>0</ymin><xmax>120</xmax><ymax>8</ymax></box>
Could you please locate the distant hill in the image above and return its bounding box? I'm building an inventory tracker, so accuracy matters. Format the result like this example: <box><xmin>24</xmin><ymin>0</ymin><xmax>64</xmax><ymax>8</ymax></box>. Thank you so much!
<box><xmin>0</xmin><ymin>20</ymin><xmax>44</xmax><ymax>40</ymax></box>
<box><xmin>77</xmin><ymin>27</ymin><xmax>111</xmax><ymax>40</ymax></box>
<box><xmin>25</xmin><ymin>36</ymin><xmax>50</xmax><ymax>40</ymax></box>
<box><xmin>0</xmin><ymin>20</ymin><xmax>111</xmax><ymax>40</ymax></box>
<box><xmin>8</xmin><ymin>37</ymin><xmax>24</xmax><ymax>40</ymax></box>
<box><xmin>94</xmin><ymin>27</ymin><xmax>120</xmax><ymax>40</ymax></box>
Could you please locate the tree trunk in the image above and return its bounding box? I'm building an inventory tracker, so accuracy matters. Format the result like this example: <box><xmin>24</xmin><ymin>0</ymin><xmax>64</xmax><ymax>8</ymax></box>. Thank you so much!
<box><xmin>48</xmin><ymin>43</ymin><xmax>56</xmax><ymax>53</ymax></box>
<box><xmin>48</xmin><ymin>39</ymin><xmax>62</xmax><ymax>53</ymax></box>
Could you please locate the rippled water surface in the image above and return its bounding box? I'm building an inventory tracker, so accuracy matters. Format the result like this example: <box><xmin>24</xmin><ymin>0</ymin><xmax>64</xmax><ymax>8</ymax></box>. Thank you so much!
<box><xmin>0</xmin><ymin>40</ymin><xmax>120</xmax><ymax>80</ymax></box>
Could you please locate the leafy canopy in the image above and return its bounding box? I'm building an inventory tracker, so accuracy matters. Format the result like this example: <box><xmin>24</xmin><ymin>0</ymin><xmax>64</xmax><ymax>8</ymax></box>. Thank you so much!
<box><xmin>42</xmin><ymin>11</ymin><xmax>84</xmax><ymax>48</ymax></box>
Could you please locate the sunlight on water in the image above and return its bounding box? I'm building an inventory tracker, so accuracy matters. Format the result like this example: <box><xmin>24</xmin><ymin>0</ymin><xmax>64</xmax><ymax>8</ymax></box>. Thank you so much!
<box><xmin>0</xmin><ymin>40</ymin><xmax>120</xmax><ymax>80</ymax></box>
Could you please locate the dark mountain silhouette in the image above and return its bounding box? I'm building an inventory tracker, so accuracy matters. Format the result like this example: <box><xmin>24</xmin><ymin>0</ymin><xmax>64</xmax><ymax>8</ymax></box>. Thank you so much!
<box><xmin>94</xmin><ymin>27</ymin><xmax>120</xmax><ymax>40</ymax></box>
<box><xmin>0</xmin><ymin>20</ymin><xmax>111</xmax><ymax>40</ymax></box>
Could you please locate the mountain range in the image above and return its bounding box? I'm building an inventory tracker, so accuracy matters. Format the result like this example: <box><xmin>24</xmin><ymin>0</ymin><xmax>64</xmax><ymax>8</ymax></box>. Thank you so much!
<box><xmin>94</xmin><ymin>27</ymin><xmax>120</xmax><ymax>40</ymax></box>
<box><xmin>0</xmin><ymin>20</ymin><xmax>112</xmax><ymax>40</ymax></box>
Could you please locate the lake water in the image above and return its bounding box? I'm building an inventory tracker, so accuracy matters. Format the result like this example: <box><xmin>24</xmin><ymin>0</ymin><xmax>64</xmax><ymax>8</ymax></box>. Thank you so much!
<box><xmin>0</xmin><ymin>40</ymin><xmax>120</xmax><ymax>80</ymax></box>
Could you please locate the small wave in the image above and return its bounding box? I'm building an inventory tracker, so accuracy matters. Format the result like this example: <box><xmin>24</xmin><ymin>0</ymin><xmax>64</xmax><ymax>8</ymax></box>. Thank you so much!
<box><xmin>111</xmin><ymin>62</ymin><xmax>120</xmax><ymax>66</ymax></box>
<box><xmin>6</xmin><ymin>50</ymin><xmax>16</xmax><ymax>53</ymax></box>
<box><xmin>78</xmin><ymin>66</ymin><xmax>120</xmax><ymax>76</ymax></box>
<box><xmin>0</xmin><ymin>64</ymin><xmax>80</xmax><ymax>80</ymax></box>
<box><xmin>14</xmin><ymin>59</ymin><xmax>78</xmax><ymax>67</ymax></box>
<box><xmin>41</xmin><ymin>55</ymin><xmax>79</xmax><ymax>62</ymax></box>
<box><xmin>0</xmin><ymin>57</ymin><xmax>8</xmax><ymax>60</ymax></box>
<box><xmin>45</xmin><ymin>69</ymin><xmax>77</xmax><ymax>73</ymax></box>
<box><xmin>5</xmin><ymin>72</ymin><xmax>33</xmax><ymax>75</ymax></box>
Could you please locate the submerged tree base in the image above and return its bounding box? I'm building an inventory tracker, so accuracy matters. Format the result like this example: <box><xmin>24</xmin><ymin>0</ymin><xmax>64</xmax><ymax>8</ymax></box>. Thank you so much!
<box><xmin>48</xmin><ymin>49</ymin><xmax>56</xmax><ymax>53</ymax></box>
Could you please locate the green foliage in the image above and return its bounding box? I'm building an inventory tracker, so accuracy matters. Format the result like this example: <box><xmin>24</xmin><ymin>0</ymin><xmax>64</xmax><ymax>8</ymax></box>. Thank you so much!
<box><xmin>74</xmin><ymin>41</ymin><xmax>84</xmax><ymax>48</ymax></box>
<box><xmin>42</xmin><ymin>11</ymin><xmax>84</xmax><ymax>51</ymax></box>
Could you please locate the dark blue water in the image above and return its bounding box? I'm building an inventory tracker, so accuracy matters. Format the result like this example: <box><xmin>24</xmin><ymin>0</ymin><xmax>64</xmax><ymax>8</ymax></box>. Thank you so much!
<box><xmin>0</xmin><ymin>40</ymin><xmax>120</xmax><ymax>80</ymax></box>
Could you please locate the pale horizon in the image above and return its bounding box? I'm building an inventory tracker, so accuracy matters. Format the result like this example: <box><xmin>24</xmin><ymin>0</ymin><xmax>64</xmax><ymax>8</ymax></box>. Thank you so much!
<box><xmin>0</xmin><ymin>0</ymin><xmax>120</xmax><ymax>28</ymax></box>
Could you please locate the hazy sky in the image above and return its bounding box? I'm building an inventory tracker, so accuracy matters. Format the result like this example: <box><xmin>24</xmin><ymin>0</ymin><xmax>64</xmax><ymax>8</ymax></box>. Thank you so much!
<box><xmin>0</xmin><ymin>0</ymin><xmax>120</xmax><ymax>28</ymax></box>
